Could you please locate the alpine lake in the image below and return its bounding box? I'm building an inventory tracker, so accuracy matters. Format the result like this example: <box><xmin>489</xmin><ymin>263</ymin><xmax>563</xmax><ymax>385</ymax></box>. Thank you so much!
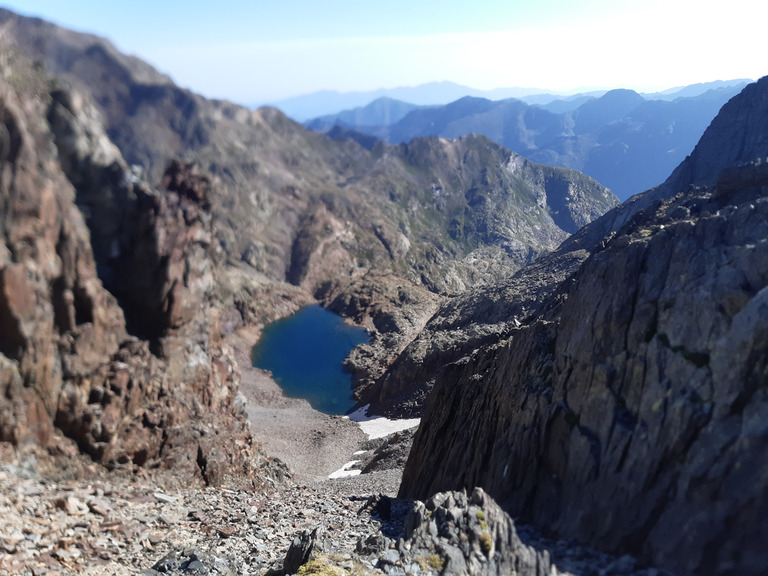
<box><xmin>251</xmin><ymin>305</ymin><xmax>369</xmax><ymax>415</ymax></box>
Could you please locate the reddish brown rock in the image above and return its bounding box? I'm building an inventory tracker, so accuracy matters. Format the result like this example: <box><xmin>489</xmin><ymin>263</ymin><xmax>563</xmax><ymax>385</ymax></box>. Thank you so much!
<box><xmin>0</xmin><ymin>57</ymin><xmax>276</xmax><ymax>487</ymax></box>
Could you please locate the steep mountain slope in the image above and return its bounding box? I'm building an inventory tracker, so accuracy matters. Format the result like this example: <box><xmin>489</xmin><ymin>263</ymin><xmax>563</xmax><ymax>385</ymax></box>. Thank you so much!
<box><xmin>397</xmin><ymin>76</ymin><xmax>768</xmax><ymax>576</ymax></box>
<box><xmin>307</xmin><ymin>84</ymin><xmax>748</xmax><ymax>200</ymax></box>
<box><xmin>0</xmin><ymin>8</ymin><xmax>619</xmax><ymax>473</ymax></box>
<box><xmin>0</xmin><ymin>51</ymin><xmax>277</xmax><ymax>485</ymax></box>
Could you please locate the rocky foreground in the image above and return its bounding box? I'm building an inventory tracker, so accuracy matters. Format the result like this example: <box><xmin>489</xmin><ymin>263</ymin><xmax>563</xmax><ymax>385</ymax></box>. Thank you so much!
<box><xmin>1</xmin><ymin>331</ymin><xmax>678</xmax><ymax>576</ymax></box>
<box><xmin>0</xmin><ymin>339</ymin><xmax>673</xmax><ymax>576</ymax></box>
<box><xmin>0</xmin><ymin>426</ymin><xmax>676</xmax><ymax>576</ymax></box>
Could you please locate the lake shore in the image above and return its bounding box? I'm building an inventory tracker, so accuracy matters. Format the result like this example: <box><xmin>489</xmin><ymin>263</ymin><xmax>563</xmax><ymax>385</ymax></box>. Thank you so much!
<box><xmin>230</xmin><ymin>327</ymin><xmax>371</xmax><ymax>485</ymax></box>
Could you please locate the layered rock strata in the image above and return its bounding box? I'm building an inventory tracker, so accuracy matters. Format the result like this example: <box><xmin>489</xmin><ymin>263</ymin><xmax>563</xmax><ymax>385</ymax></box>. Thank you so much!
<box><xmin>399</xmin><ymin>77</ymin><xmax>768</xmax><ymax>576</ymax></box>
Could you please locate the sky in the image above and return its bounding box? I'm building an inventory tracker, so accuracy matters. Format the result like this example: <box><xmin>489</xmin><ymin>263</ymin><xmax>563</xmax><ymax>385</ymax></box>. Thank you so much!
<box><xmin>2</xmin><ymin>0</ymin><xmax>767</xmax><ymax>106</ymax></box>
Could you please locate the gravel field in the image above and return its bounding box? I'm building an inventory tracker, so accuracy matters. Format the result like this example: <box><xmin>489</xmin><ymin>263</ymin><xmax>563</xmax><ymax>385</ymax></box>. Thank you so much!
<box><xmin>233</xmin><ymin>329</ymin><xmax>409</xmax><ymax>498</ymax></box>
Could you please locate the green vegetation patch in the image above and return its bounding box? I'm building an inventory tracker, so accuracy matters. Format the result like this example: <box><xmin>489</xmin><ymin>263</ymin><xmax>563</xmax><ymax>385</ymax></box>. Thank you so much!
<box><xmin>416</xmin><ymin>553</ymin><xmax>446</xmax><ymax>572</ymax></box>
<box><xmin>297</xmin><ymin>556</ymin><xmax>347</xmax><ymax>575</ymax></box>
<box><xmin>479</xmin><ymin>531</ymin><xmax>493</xmax><ymax>555</ymax></box>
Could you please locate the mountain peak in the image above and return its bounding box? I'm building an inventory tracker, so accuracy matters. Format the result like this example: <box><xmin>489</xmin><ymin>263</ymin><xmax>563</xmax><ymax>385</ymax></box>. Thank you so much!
<box><xmin>662</xmin><ymin>76</ymin><xmax>768</xmax><ymax>191</ymax></box>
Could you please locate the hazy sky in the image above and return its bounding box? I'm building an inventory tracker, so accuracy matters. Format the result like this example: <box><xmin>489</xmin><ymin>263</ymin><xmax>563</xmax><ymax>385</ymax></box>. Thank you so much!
<box><xmin>3</xmin><ymin>0</ymin><xmax>766</xmax><ymax>105</ymax></box>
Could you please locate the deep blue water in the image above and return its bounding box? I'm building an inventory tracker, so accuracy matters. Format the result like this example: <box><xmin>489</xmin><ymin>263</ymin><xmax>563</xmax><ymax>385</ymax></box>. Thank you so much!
<box><xmin>251</xmin><ymin>305</ymin><xmax>369</xmax><ymax>415</ymax></box>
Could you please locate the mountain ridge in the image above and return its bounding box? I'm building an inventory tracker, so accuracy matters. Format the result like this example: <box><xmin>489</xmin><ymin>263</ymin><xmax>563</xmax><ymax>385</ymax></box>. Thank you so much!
<box><xmin>275</xmin><ymin>79</ymin><xmax>751</xmax><ymax>121</ymax></box>
<box><xmin>265</xmin><ymin>80</ymin><xmax>556</xmax><ymax>120</ymax></box>
<box><xmin>307</xmin><ymin>82</ymin><xmax>750</xmax><ymax>200</ymax></box>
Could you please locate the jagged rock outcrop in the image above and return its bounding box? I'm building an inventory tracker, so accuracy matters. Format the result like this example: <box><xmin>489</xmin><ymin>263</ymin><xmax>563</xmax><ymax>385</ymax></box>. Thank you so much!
<box><xmin>0</xmin><ymin>56</ymin><xmax>278</xmax><ymax>486</ymax></box>
<box><xmin>0</xmin><ymin>57</ymin><xmax>126</xmax><ymax>448</ymax></box>
<box><xmin>376</xmin><ymin>488</ymin><xmax>556</xmax><ymax>576</ymax></box>
<box><xmin>399</xmin><ymin>77</ymin><xmax>768</xmax><ymax>576</ymax></box>
<box><xmin>45</xmin><ymin>86</ymin><xmax>141</xmax><ymax>295</ymax></box>
<box><xmin>46</xmin><ymin>85</ymin><xmax>216</xmax><ymax>341</ymax></box>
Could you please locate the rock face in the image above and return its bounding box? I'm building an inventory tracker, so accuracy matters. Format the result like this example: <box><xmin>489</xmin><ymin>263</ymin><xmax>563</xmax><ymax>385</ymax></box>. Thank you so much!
<box><xmin>362</xmin><ymin>249</ymin><xmax>590</xmax><ymax>416</ymax></box>
<box><xmin>394</xmin><ymin>488</ymin><xmax>555</xmax><ymax>576</ymax></box>
<box><xmin>399</xmin><ymin>77</ymin><xmax>768</xmax><ymax>576</ymax></box>
<box><xmin>0</xmin><ymin>53</ymin><xmax>276</xmax><ymax>486</ymax></box>
<box><xmin>0</xmin><ymin>56</ymin><xmax>125</xmax><ymax>449</ymax></box>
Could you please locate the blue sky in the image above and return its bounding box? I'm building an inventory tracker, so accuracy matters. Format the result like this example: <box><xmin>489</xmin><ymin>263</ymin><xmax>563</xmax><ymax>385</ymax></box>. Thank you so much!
<box><xmin>3</xmin><ymin>1</ymin><xmax>766</xmax><ymax>105</ymax></box>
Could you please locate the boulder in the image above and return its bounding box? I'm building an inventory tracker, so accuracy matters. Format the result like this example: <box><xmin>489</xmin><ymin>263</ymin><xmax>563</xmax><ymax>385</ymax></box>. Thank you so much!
<box><xmin>387</xmin><ymin>488</ymin><xmax>554</xmax><ymax>576</ymax></box>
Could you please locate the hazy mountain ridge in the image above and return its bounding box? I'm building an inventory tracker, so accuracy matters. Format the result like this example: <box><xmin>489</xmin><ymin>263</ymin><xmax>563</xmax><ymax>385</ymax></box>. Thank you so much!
<box><xmin>272</xmin><ymin>78</ymin><xmax>750</xmax><ymax>121</ymax></box>
<box><xmin>266</xmin><ymin>80</ymin><xmax>556</xmax><ymax>120</ymax></box>
<box><xmin>306</xmin><ymin>82</ymin><xmax>750</xmax><ymax>200</ymax></box>
<box><xmin>307</xmin><ymin>97</ymin><xmax>429</xmax><ymax>133</ymax></box>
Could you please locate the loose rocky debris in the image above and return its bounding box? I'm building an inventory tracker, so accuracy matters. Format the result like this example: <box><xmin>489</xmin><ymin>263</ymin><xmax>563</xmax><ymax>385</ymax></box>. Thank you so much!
<box><xmin>0</xmin><ymin>448</ymin><xmax>389</xmax><ymax>575</ymax></box>
<box><xmin>376</xmin><ymin>489</ymin><xmax>675</xmax><ymax>576</ymax></box>
<box><xmin>359</xmin><ymin>430</ymin><xmax>415</xmax><ymax>474</ymax></box>
<box><xmin>0</xmin><ymin>445</ymin><xmax>677</xmax><ymax>576</ymax></box>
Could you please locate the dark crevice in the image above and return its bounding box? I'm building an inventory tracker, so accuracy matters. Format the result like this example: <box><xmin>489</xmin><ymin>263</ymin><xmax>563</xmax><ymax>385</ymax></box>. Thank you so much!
<box><xmin>51</xmin><ymin>275</ymin><xmax>72</xmax><ymax>334</ymax></box>
<box><xmin>0</xmin><ymin>271</ymin><xmax>26</xmax><ymax>360</ymax></box>
<box><xmin>614</xmin><ymin>435</ymin><xmax>632</xmax><ymax>473</ymax></box>
<box><xmin>576</xmin><ymin>424</ymin><xmax>602</xmax><ymax>473</ymax></box>
<box><xmin>613</xmin><ymin>397</ymin><xmax>638</xmax><ymax>431</ymax></box>
<box><xmin>73</xmin><ymin>285</ymin><xmax>94</xmax><ymax>325</ymax></box>
<box><xmin>656</xmin><ymin>333</ymin><xmax>711</xmax><ymax>368</ymax></box>
<box><xmin>196</xmin><ymin>443</ymin><xmax>209</xmax><ymax>486</ymax></box>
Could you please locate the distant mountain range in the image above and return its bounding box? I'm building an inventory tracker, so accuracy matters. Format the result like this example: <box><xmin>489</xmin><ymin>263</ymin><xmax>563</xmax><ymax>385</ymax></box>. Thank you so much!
<box><xmin>265</xmin><ymin>81</ymin><xmax>557</xmax><ymax>120</ymax></box>
<box><xmin>304</xmin><ymin>80</ymin><xmax>752</xmax><ymax>200</ymax></box>
<box><xmin>269</xmin><ymin>79</ymin><xmax>750</xmax><ymax>121</ymax></box>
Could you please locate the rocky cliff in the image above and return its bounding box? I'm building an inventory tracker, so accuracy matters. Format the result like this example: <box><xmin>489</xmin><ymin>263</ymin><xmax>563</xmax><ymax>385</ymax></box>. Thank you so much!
<box><xmin>0</xmin><ymin>51</ymin><xmax>281</xmax><ymax>486</ymax></box>
<box><xmin>399</xmin><ymin>77</ymin><xmax>768</xmax><ymax>576</ymax></box>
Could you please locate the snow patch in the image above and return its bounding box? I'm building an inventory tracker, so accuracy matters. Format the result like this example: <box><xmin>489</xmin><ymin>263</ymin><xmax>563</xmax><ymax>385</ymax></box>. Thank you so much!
<box><xmin>345</xmin><ymin>404</ymin><xmax>420</xmax><ymax>440</ymax></box>
<box><xmin>328</xmin><ymin>460</ymin><xmax>362</xmax><ymax>479</ymax></box>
